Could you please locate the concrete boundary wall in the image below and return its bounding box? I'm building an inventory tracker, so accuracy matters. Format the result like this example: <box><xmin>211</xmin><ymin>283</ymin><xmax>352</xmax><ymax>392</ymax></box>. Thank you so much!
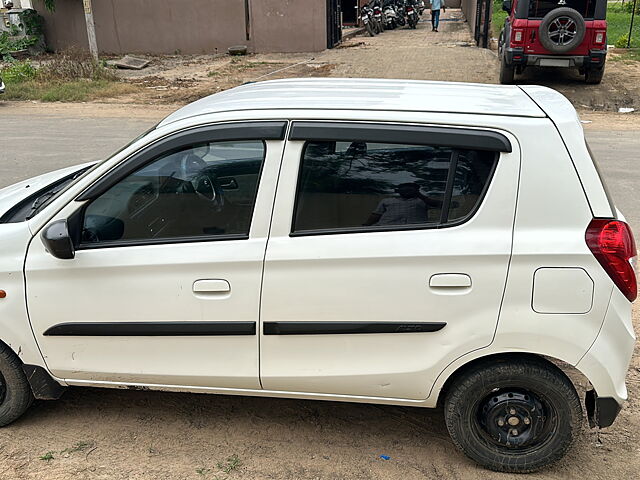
<box><xmin>34</xmin><ymin>0</ymin><xmax>327</xmax><ymax>54</ymax></box>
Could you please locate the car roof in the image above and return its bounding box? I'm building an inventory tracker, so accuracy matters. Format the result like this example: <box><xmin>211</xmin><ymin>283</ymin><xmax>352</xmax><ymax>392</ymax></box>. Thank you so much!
<box><xmin>159</xmin><ymin>78</ymin><xmax>547</xmax><ymax>126</ymax></box>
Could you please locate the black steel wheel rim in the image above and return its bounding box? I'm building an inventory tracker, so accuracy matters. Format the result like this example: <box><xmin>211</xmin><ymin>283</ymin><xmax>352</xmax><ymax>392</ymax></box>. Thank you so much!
<box><xmin>472</xmin><ymin>387</ymin><xmax>559</xmax><ymax>452</ymax></box>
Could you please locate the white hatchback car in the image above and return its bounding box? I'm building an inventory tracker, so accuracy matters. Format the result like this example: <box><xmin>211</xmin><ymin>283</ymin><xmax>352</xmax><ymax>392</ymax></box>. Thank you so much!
<box><xmin>0</xmin><ymin>79</ymin><xmax>635</xmax><ymax>473</ymax></box>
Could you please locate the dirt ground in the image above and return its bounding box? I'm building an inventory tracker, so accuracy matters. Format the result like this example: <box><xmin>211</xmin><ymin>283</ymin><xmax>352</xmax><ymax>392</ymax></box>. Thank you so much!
<box><xmin>100</xmin><ymin>9</ymin><xmax>640</xmax><ymax>113</ymax></box>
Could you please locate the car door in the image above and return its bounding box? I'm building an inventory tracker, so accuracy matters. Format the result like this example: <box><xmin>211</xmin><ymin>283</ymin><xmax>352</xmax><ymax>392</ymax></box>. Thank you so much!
<box><xmin>25</xmin><ymin>122</ymin><xmax>286</xmax><ymax>389</ymax></box>
<box><xmin>260</xmin><ymin>121</ymin><xmax>519</xmax><ymax>400</ymax></box>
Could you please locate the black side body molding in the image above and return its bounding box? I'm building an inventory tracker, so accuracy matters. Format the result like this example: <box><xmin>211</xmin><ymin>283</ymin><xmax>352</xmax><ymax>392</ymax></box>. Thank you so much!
<box><xmin>44</xmin><ymin>321</ymin><xmax>257</xmax><ymax>336</ymax></box>
<box><xmin>289</xmin><ymin>122</ymin><xmax>512</xmax><ymax>153</ymax></box>
<box><xmin>263</xmin><ymin>321</ymin><xmax>447</xmax><ymax>335</ymax></box>
<box><xmin>76</xmin><ymin>121</ymin><xmax>287</xmax><ymax>201</ymax></box>
<box><xmin>22</xmin><ymin>364</ymin><xmax>66</xmax><ymax>400</ymax></box>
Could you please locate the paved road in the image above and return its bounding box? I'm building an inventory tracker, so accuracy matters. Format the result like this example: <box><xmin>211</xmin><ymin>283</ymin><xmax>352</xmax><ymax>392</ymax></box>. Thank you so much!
<box><xmin>1</xmin><ymin>109</ymin><xmax>637</xmax><ymax>232</ymax></box>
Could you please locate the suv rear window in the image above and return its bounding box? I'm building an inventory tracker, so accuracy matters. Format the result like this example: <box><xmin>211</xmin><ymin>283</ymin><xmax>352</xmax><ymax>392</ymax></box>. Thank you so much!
<box><xmin>529</xmin><ymin>0</ymin><xmax>596</xmax><ymax>19</ymax></box>
<box><xmin>292</xmin><ymin>142</ymin><xmax>497</xmax><ymax>234</ymax></box>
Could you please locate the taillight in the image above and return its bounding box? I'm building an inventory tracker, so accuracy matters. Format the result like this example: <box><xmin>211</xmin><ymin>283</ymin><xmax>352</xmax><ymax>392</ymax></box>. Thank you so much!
<box><xmin>512</xmin><ymin>29</ymin><xmax>524</xmax><ymax>44</ymax></box>
<box><xmin>594</xmin><ymin>31</ymin><xmax>606</xmax><ymax>44</ymax></box>
<box><xmin>586</xmin><ymin>219</ymin><xmax>637</xmax><ymax>301</ymax></box>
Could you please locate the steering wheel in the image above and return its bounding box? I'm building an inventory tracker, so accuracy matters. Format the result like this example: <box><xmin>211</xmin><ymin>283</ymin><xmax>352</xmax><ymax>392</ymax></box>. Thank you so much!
<box><xmin>191</xmin><ymin>172</ymin><xmax>225</xmax><ymax>211</ymax></box>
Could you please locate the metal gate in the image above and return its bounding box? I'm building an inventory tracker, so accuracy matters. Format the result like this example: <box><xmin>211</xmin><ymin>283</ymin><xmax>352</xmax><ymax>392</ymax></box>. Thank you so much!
<box><xmin>474</xmin><ymin>0</ymin><xmax>491</xmax><ymax>48</ymax></box>
<box><xmin>327</xmin><ymin>0</ymin><xmax>342</xmax><ymax>49</ymax></box>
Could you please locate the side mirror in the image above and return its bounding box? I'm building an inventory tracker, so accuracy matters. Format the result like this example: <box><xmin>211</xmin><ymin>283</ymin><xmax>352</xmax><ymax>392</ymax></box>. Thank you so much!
<box><xmin>502</xmin><ymin>0</ymin><xmax>512</xmax><ymax>13</ymax></box>
<box><xmin>41</xmin><ymin>219</ymin><xmax>75</xmax><ymax>259</ymax></box>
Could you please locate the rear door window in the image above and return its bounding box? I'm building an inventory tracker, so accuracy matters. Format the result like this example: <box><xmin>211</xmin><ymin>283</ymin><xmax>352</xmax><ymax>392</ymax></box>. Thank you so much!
<box><xmin>292</xmin><ymin>141</ymin><xmax>497</xmax><ymax>234</ymax></box>
<box><xmin>529</xmin><ymin>0</ymin><xmax>596</xmax><ymax>19</ymax></box>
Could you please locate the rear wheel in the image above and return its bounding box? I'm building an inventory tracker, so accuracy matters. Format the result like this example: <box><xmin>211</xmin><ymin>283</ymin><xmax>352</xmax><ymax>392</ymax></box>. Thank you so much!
<box><xmin>444</xmin><ymin>356</ymin><xmax>582</xmax><ymax>473</ymax></box>
<box><xmin>585</xmin><ymin>65</ymin><xmax>605</xmax><ymax>84</ymax></box>
<box><xmin>0</xmin><ymin>344</ymin><xmax>33</xmax><ymax>426</ymax></box>
<box><xmin>499</xmin><ymin>53</ymin><xmax>515</xmax><ymax>84</ymax></box>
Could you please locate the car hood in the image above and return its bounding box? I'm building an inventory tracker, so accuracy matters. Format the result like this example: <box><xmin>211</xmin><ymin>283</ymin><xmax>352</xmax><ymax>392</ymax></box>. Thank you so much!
<box><xmin>0</xmin><ymin>162</ymin><xmax>95</xmax><ymax>219</ymax></box>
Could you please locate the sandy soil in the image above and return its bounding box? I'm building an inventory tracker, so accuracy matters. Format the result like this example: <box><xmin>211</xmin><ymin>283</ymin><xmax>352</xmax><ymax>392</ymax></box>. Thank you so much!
<box><xmin>0</xmin><ymin>306</ymin><xmax>637</xmax><ymax>480</ymax></box>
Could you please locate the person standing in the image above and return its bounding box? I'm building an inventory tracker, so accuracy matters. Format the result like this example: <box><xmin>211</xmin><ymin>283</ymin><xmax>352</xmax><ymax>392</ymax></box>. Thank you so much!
<box><xmin>430</xmin><ymin>0</ymin><xmax>445</xmax><ymax>32</ymax></box>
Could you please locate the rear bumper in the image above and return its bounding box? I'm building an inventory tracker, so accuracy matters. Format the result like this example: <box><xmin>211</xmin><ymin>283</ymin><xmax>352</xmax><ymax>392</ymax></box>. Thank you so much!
<box><xmin>585</xmin><ymin>390</ymin><xmax>622</xmax><ymax>428</ymax></box>
<box><xmin>576</xmin><ymin>288</ymin><xmax>635</xmax><ymax>428</ymax></box>
<box><xmin>505</xmin><ymin>48</ymin><xmax>607</xmax><ymax>69</ymax></box>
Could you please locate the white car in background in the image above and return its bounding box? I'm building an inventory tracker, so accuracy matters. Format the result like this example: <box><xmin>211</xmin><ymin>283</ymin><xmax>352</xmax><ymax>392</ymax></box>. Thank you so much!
<box><xmin>0</xmin><ymin>79</ymin><xmax>635</xmax><ymax>473</ymax></box>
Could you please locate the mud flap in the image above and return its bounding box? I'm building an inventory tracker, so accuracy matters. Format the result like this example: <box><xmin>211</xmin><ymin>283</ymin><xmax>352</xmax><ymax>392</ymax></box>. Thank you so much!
<box><xmin>22</xmin><ymin>364</ymin><xmax>66</xmax><ymax>400</ymax></box>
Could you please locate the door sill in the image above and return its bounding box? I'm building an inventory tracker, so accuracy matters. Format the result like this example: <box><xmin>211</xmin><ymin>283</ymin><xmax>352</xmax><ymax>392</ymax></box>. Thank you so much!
<box><xmin>64</xmin><ymin>378</ymin><xmax>434</xmax><ymax>407</ymax></box>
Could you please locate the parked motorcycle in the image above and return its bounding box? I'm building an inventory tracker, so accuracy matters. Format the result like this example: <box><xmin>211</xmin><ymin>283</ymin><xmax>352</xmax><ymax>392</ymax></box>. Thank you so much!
<box><xmin>394</xmin><ymin>0</ymin><xmax>407</xmax><ymax>27</ymax></box>
<box><xmin>371</xmin><ymin>0</ymin><xmax>384</xmax><ymax>33</ymax></box>
<box><xmin>417</xmin><ymin>0</ymin><xmax>426</xmax><ymax>15</ymax></box>
<box><xmin>405</xmin><ymin>0</ymin><xmax>419</xmax><ymax>28</ymax></box>
<box><xmin>361</xmin><ymin>3</ymin><xmax>377</xmax><ymax>36</ymax></box>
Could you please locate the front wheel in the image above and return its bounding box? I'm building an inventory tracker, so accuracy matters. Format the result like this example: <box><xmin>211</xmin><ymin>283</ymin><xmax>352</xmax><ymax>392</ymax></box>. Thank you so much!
<box><xmin>444</xmin><ymin>356</ymin><xmax>583</xmax><ymax>473</ymax></box>
<box><xmin>365</xmin><ymin>21</ymin><xmax>375</xmax><ymax>37</ymax></box>
<box><xmin>0</xmin><ymin>344</ymin><xmax>34</xmax><ymax>427</ymax></box>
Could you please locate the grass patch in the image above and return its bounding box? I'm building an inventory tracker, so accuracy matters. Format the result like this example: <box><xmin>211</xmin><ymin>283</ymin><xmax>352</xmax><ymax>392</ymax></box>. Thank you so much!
<box><xmin>607</xmin><ymin>4</ymin><xmax>640</xmax><ymax>48</ymax></box>
<box><xmin>610</xmin><ymin>47</ymin><xmax>640</xmax><ymax>62</ymax></box>
<box><xmin>217</xmin><ymin>454</ymin><xmax>242</xmax><ymax>474</ymax></box>
<box><xmin>39</xmin><ymin>451</ymin><xmax>55</xmax><ymax>462</ymax></box>
<box><xmin>2</xmin><ymin>78</ymin><xmax>137</xmax><ymax>101</ymax></box>
<box><xmin>1</xmin><ymin>48</ymin><xmax>140</xmax><ymax>101</ymax></box>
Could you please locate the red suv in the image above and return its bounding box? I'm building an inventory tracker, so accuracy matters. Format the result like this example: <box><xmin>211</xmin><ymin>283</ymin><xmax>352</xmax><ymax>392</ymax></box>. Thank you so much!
<box><xmin>498</xmin><ymin>0</ymin><xmax>607</xmax><ymax>84</ymax></box>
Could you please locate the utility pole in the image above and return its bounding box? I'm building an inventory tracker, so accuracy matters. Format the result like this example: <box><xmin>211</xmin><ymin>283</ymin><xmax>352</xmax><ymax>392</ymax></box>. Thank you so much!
<box><xmin>628</xmin><ymin>0</ymin><xmax>637</xmax><ymax>48</ymax></box>
<box><xmin>82</xmin><ymin>0</ymin><xmax>98</xmax><ymax>60</ymax></box>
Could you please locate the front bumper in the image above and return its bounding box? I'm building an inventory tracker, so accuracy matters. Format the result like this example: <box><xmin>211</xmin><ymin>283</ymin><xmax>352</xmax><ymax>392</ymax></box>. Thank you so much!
<box><xmin>504</xmin><ymin>48</ymin><xmax>607</xmax><ymax>69</ymax></box>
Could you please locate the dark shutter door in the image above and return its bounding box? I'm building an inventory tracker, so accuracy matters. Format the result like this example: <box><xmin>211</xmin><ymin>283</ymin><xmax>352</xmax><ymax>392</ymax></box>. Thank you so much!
<box><xmin>327</xmin><ymin>0</ymin><xmax>343</xmax><ymax>48</ymax></box>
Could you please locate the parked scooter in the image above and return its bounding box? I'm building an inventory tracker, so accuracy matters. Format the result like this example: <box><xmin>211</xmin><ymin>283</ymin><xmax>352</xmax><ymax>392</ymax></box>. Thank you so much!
<box><xmin>417</xmin><ymin>0</ymin><xmax>426</xmax><ymax>15</ymax></box>
<box><xmin>382</xmin><ymin>0</ymin><xmax>398</xmax><ymax>29</ymax></box>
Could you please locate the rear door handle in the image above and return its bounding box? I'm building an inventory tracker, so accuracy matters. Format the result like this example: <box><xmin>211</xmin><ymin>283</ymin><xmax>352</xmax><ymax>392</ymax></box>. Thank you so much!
<box><xmin>429</xmin><ymin>274</ymin><xmax>472</xmax><ymax>288</ymax></box>
<box><xmin>193</xmin><ymin>279</ymin><xmax>231</xmax><ymax>294</ymax></box>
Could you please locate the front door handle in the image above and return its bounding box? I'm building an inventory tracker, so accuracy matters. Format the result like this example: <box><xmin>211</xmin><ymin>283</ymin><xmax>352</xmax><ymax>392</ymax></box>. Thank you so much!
<box><xmin>429</xmin><ymin>274</ymin><xmax>472</xmax><ymax>288</ymax></box>
<box><xmin>193</xmin><ymin>279</ymin><xmax>231</xmax><ymax>294</ymax></box>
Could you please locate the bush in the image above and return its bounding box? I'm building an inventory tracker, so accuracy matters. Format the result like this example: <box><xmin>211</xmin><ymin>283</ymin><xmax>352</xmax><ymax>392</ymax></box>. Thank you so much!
<box><xmin>615</xmin><ymin>33</ymin><xmax>630</xmax><ymax>48</ymax></box>
<box><xmin>37</xmin><ymin>47</ymin><xmax>117</xmax><ymax>82</ymax></box>
<box><xmin>0</xmin><ymin>60</ymin><xmax>37</xmax><ymax>83</ymax></box>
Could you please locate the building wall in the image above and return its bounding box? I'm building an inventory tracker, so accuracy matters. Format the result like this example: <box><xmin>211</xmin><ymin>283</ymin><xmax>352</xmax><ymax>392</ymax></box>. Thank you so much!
<box><xmin>251</xmin><ymin>0</ymin><xmax>326</xmax><ymax>53</ymax></box>
<box><xmin>34</xmin><ymin>0</ymin><xmax>327</xmax><ymax>55</ymax></box>
<box><xmin>460</xmin><ymin>0</ymin><xmax>479</xmax><ymax>37</ymax></box>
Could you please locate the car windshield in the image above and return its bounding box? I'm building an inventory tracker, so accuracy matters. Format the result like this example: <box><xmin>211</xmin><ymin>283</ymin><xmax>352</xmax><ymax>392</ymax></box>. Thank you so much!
<box><xmin>529</xmin><ymin>0</ymin><xmax>597</xmax><ymax>18</ymax></box>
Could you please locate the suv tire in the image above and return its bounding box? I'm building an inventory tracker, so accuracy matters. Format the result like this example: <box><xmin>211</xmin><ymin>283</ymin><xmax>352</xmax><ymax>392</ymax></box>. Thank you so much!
<box><xmin>585</xmin><ymin>65</ymin><xmax>605</xmax><ymax>84</ymax></box>
<box><xmin>444</xmin><ymin>356</ymin><xmax>582</xmax><ymax>473</ymax></box>
<box><xmin>539</xmin><ymin>7</ymin><xmax>586</xmax><ymax>54</ymax></box>
<box><xmin>0</xmin><ymin>344</ymin><xmax>34</xmax><ymax>426</ymax></box>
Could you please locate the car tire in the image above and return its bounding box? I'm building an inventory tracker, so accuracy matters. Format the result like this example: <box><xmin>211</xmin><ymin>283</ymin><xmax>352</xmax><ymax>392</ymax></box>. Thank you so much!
<box><xmin>538</xmin><ymin>7</ymin><xmax>585</xmax><ymax>54</ymax></box>
<box><xmin>444</xmin><ymin>356</ymin><xmax>583</xmax><ymax>473</ymax></box>
<box><xmin>499</xmin><ymin>53</ymin><xmax>515</xmax><ymax>84</ymax></box>
<box><xmin>0</xmin><ymin>344</ymin><xmax>34</xmax><ymax>427</ymax></box>
<box><xmin>585</xmin><ymin>64</ymin><xmax>605</xmax><ymax>84</ymax></box>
